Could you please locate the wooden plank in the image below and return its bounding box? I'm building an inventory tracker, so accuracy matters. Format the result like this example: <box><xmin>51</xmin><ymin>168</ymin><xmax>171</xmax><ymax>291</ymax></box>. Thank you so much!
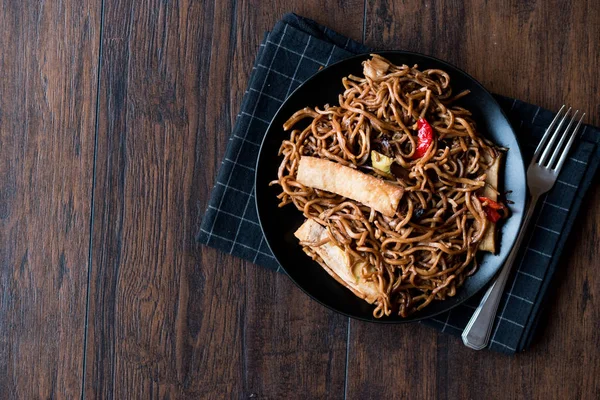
<box><xmin>86</xmin><ymin>0</ymin><xmax>365</xmax><ymax>398</ymax></box>
<box><xmin>243</xmin><ymin>270</ymin><xmax>350</xmax><ymax>399</ymax></box>
<box><xmin>365</xmin><ymin>0</ymin><xmax>599</xmax><ymax>126</ymax></box>
<box><xmin>0</xmin><ymin>0</ymin><xmax>100</xmax><ymax>398</ymax></box>
<box><xmin>85</xmin><ymin>0</ymin><xmax>249</xmax><ymax>398</ymax></box>
<box><xmin>232</xmin><ymin>2</ymin><xmax>365</xmax><ymax>398</ymax></box>
<box><xmin>345</xmin><ymin>1</ymin><xmax>600</xmax><ymax>399</ymax></box>
<box><xmin>347</xmin><ymin>322</ymin><xmax>439</xmax><ymax>399</ymax></box>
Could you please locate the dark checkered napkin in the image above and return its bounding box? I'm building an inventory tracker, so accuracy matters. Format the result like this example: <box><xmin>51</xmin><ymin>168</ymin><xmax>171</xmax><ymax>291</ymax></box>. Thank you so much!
<box><xmin>198</xmin><ymin>13</ymin><xmax>600</xmax><ymax>354</ymax></box>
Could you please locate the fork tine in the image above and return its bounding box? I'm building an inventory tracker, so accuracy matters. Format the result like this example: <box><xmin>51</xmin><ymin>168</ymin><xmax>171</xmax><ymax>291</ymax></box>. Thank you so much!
<box><xmin>538</xmin><ymin>107</ymin><xmax>572</xmax><ymax>166</ymax></box>
<box><xmin>533</xmin><ymin>105</ymin><xmax>566</xmax><ymax>159</ymax></box>
<box><xmin>553</xmin><ymin>113</ymin><xmax>585</xmax><ymax>173</ymax></box>
<box><xmin>547</xmin><ymin>110</ymin><xmax>579</xmax><ymax>168</ymax></box>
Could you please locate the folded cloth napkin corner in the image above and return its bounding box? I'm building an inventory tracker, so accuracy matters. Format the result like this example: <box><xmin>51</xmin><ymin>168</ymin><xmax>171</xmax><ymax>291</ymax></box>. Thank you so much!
<box><xmin>198</xmin><ymin>13</ymin><xmax>600</xmax><ymax>354</ymax></box>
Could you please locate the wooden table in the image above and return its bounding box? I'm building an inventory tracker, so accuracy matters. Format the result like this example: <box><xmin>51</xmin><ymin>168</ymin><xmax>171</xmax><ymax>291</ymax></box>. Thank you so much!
<box><xmin>1</xmin><ymin>1</ymin><xmax>598</xmax><ymax>398</ymax></box>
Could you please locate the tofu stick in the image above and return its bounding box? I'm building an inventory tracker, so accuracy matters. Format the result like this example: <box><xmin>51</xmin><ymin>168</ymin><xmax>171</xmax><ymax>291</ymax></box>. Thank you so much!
<box><xmin>478</xmin><ymin>153</ymin><xmax>504</xmax><ymax>253</ymax></box>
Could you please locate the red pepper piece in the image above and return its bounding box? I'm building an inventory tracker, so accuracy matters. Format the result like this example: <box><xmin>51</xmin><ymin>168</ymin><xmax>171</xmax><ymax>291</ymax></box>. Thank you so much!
<box><xmin>412</xmin><ymin>118</ymin><xmax>434</xmax><ymax>159</ymax></box>
<box><xmin>478</xmin><ymin>196</ymin><xmax>505</xmax><ymax>222</ymax></box>
<box><xmin>478</xmin><ymin>196</ymin><xmax>504</xmax><ymax>210</ymax></box>
<box><xmin>484</xmin><ymin>207</ymin><xmax>502</xmax><ymax>223</ymax></box>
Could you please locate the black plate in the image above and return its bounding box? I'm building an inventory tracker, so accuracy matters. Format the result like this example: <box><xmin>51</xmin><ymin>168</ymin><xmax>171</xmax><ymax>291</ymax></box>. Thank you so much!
<box><xmin>255</xmin><ymin>51</ymin><xmax>526</xmax><ymax>323</ymax></box>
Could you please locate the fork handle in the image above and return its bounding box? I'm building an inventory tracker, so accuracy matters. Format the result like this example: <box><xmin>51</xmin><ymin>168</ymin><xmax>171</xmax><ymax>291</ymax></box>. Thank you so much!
<box><xmin>461</xmin><ymin>195</ymin><xmax>539</xmax><ymax>350</ymax></box>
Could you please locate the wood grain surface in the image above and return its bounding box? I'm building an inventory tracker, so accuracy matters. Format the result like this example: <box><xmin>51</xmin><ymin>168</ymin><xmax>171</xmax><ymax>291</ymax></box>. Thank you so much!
<box><xmin>0</xmin><ymin>0</ymin><xmax>100</xmax><ymax>398</ymax></box>
<box><xmin>0</xmin><ymin>0</ymin><xmax>598</xmax><ymax>399</ymax></box>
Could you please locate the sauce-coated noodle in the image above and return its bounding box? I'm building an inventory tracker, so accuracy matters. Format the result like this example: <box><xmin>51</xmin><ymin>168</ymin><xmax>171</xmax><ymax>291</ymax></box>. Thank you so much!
<box><xmin>271</xmin><ymin>55</ymin><xmax>504</xmax><ymax>318</ymax></box>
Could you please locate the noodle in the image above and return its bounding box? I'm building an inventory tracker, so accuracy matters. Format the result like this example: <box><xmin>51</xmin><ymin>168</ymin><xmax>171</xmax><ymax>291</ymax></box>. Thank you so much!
<box><xmin>272</xmin><ymin>54</ymin><xmax>504</xmax><ymax>318</ymax></box>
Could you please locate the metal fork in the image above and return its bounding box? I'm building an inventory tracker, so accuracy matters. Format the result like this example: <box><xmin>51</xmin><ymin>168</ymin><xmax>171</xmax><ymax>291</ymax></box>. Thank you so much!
<box><xmin>461</xmin><ymin>105</ymin><xmax>585</xmax><ymax>350</ymax></box>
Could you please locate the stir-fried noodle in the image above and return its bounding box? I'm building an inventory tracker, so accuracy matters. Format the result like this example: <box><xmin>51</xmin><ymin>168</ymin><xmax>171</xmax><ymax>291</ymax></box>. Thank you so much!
<box><xmin>272</xmin><ymin>55</ymin><xmax>505</xmax><ymax>317</ymax></box>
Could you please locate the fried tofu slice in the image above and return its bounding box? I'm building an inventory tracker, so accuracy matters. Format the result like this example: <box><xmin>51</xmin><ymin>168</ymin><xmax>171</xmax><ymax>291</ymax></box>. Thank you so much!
<box><xmin>478</xmin><ymin>153</ymin><xmax>504</xmax><ymax>253</ymax></box>
<box><xmin>296</xmin><ymin>156</ymin><xmax>404</xmax><ymax>217</ymax></box>
<box><xmin>363</xmin><ymin>54</ymin><xmax>390</xmax><ymax>80</ymax></box>
<box><xmin>294</xmin><ymin>219</ymin><xmax>379</xmax><ymax>304</ymax></box>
